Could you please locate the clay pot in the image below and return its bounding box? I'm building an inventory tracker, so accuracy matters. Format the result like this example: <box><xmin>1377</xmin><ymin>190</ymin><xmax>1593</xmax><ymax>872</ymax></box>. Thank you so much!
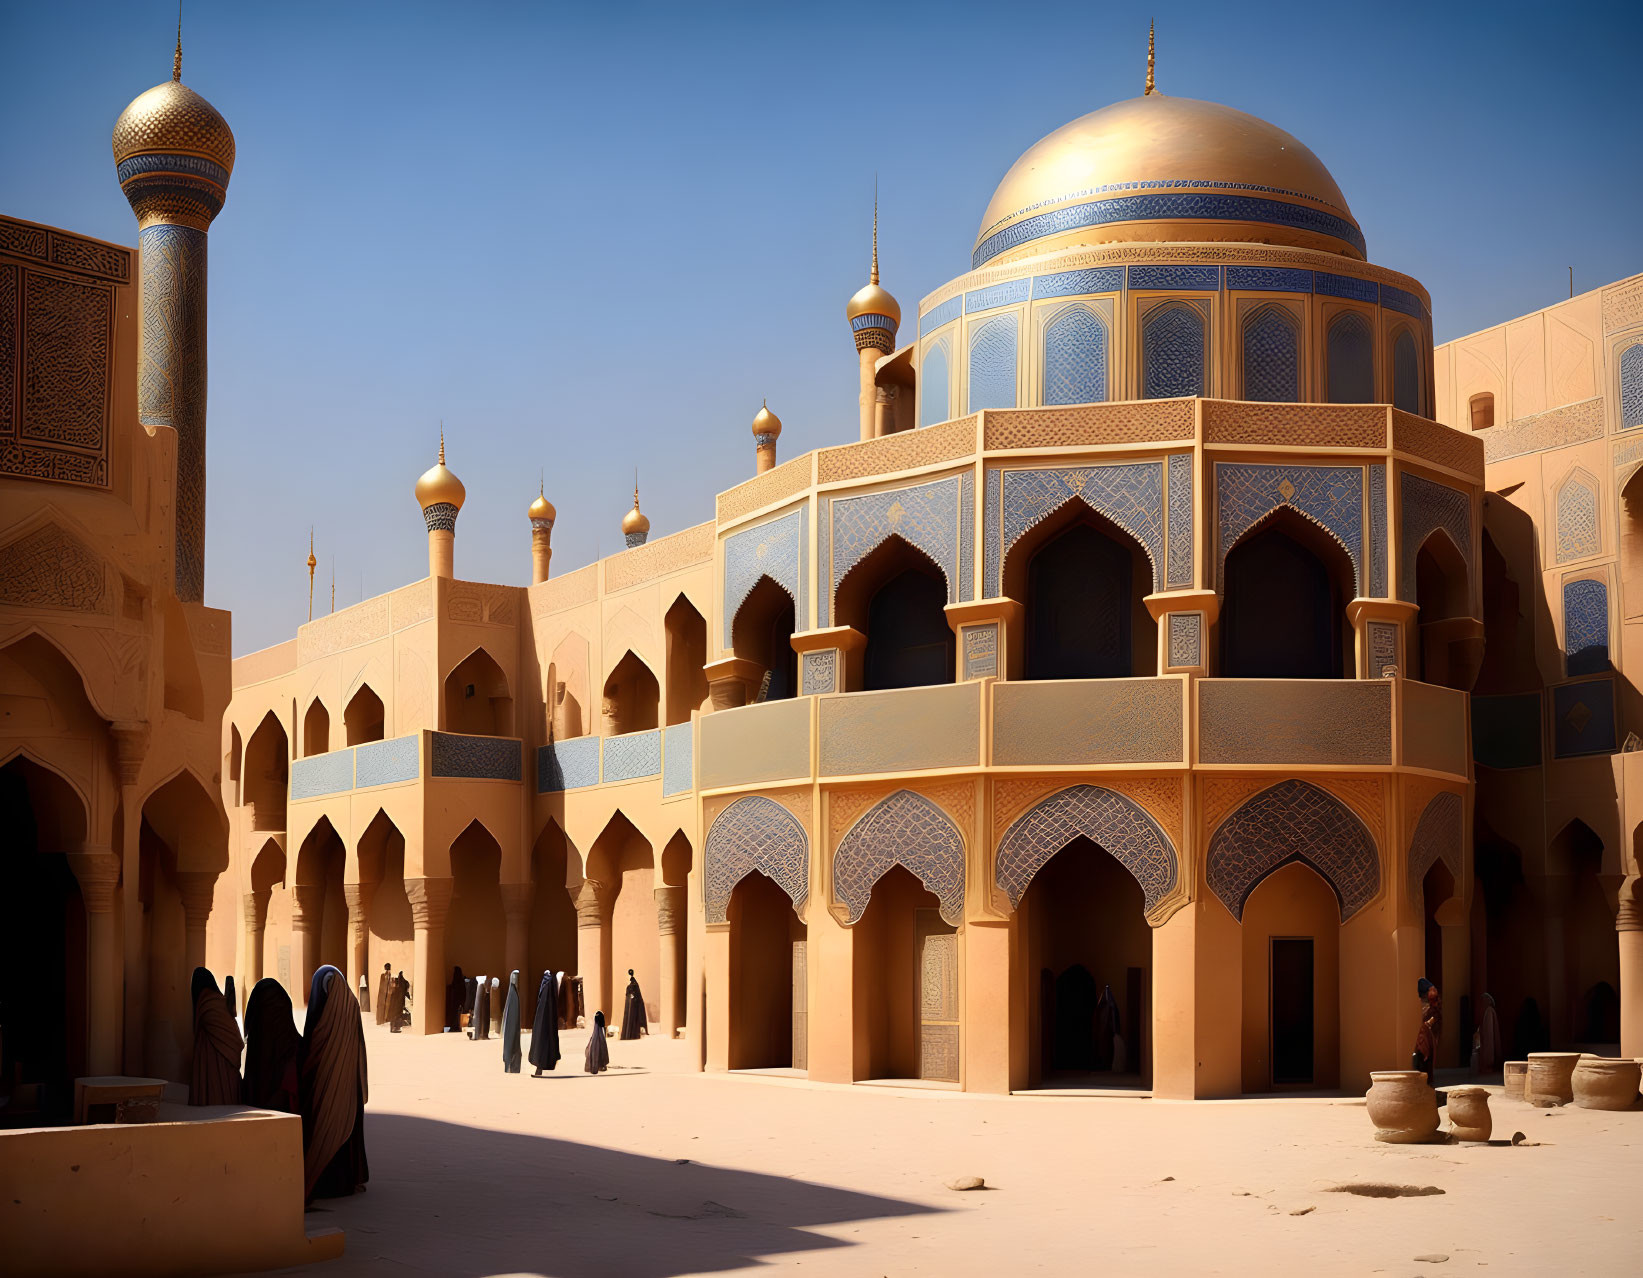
<box><xmin>1445</xmin><ymin>1086</ymin><xmax>1492</xmax><ymax>1142</ymax></box>
<box><xmin>1571</xmin><ymin>1057</ymin><xmax>1641</xmax><ymax>1111</ymax></box>
<box><xmin>1366</xmin><ymin>1070</ymin><xmax>1440</xmax><ymax>1143</ymax></box>
<box><xmin>1503</xmin><ymin>1061</ymin><xmax>1527</xmax><ymax>1100</ymax></box>
<box><xmin>1526</xmin><ymin>1052</ymin><xmax>1581</xmax><ymax>1107</ymax></box>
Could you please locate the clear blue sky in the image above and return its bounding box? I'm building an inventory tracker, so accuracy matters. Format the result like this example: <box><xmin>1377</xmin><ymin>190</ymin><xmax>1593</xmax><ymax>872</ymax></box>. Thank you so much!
<box><xmin>4</xmin><ymin>1</ymin><xmax>1639</xmax><ymax>656</ymax></box>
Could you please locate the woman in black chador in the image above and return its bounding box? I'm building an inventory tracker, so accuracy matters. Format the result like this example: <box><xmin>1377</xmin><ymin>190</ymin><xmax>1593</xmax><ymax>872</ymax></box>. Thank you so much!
<box><xmin>529</xmin><ymin>969</ymin><xmax>561</xmax><ymax>1076</ymax></box>
<box><xmin>620</xmin><ymin>969</ymin><xmax>647</xmax><ymax>1040</ymax></box>
<box><xmin>501</xmin><ymin>971</ymin><xmax>523</xmax><ymax>1073</ymax></box>
<box><xmin>242</xmin><ymin>977</ymin><xmax>301</xmax><ymax>1113</ymax></box>
<box><xmin>445</xmin><ymin>966</ymin><xmax>466</xmax><ymax>1033</ymax></box>
<box><xmin>584</xmin><ymin>1010</ymin><xmax>610</xmax><ymax>1074</ymax></box>
<box><xmin>470</xmin><ymin>974</ymin><xmax>490</xmax><ymax>1041</ymax></box>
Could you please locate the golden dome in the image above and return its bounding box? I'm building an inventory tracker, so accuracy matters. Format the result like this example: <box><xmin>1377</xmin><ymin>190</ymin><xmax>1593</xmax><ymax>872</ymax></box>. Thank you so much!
<box><xmin>973</xmin><ymin>95</ymin><xmax>1362</xmax><ymax>267</ymax></box>
<box><xmin>751</xmin><ymin>401</ymin><xmax>783</xmax><ymax>440</ymax></box>
<box><xmin>528</xmin><ymin>490</ymin><xmax>556</xmax><ymax>521</ymax></box>
<box><xmin>621</xmin><ymin>489</ymin><xmax>651</xmax><ymax>537</ymax></box>
<box><xmin>415</xmin><ymin>435</ymin><xmax>465</xmax><ymax>511</ymax></box>
<box><xmin>112</xmin><ymin>77</ymin><xmax>236</xmax><ymax>230</ymax></box>
<box><xmin>846</xmin><ymin>281</ymin><xmax>901</xmax><ymax>326</ymax></box>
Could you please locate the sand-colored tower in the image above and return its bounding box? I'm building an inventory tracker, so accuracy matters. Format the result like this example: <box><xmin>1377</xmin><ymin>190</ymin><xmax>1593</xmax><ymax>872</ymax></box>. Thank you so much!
<box><xmin>112</xmin><ymin>25</ymin><xmax>235</xmax><ymax>601</ymax></box>
<box><xmin>846</xmin><ymin>195</ymin><xmax>900</xmax><ymax>441</ymax></box>
<box><xmin>751</xmin><ymin>400</ymin><xmax>782</xmax><ymax>474</ymax></box>
<box><xmin>622</xmin><ymin>483</ymin><xmax>651</xmax><ymax>549</ymax></box>
<box><xmin>415</xmin><ymin>433</ymin><xmax>465</xmax><ymax>578</ymax></box>
<box><xmin>528</xmin><ymin>482</ymin><xmax>556</xmax><ymax>584</ymax></box>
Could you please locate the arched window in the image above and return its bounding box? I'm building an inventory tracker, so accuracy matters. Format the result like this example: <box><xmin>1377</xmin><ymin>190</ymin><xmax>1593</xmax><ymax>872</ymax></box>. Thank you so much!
<box><xmin>444</xmin><ymin>648</ymin><xmax>513</xmax><ymax>736</ymax></box>
<box><xmin>601</xmin><ymin>651</ymin><xmax>660</xmax><ymax>734</ymax></box>
<box><xmin>344</xmin><ymin>683</ymin><xmax>385</xmax><ymax>745</ymax></box>
<box><xmin>1241</xmin><ymin>304</ymin><xmax>1299</xmax><ymax>403</ymax></box>
<box><xmin>1622</xmin><ymin>342</ymin><xmax>1643</xmax><ymax>430</ymax></box>
<box><xmin>920</xmin><ymin>341</ymin><xmax>950</xmax><ymax>427</ymax></box>
<box><xmin>1414</xmin><ymin>530</ymin><xmax>1470</xmax><ymax>688</ymax></box>
<box><xmin>730</xmin><ymin>577</ymin><xmax>796</xmax><ymax>702</ymax></box>
<box><xmin>835</xmin><ymin>537</ymin><xmax>954</xmax><ymax>692</ymax></box>
<box><xmin>1393</xmin><ymin>329</ymin><xmax>1421</xmax><ymax>414</ymax></box>
<box><xmin>1042</xmin><ymin>306</ymin><xmax>1108</xmax><ymax>406</ymax></box>
<box><xmin>302</xmin><ymin>698</ymin><xmax>330</xmax><ymax>757</ymax></box>
<box><xmin>1326</xmin><ymin>311</ymin><xmax>1374</xmax><ymax>404</ymax></box>
<box><xmin>1141</xmin><ymin>302</ymin><xmax>1205</xmax><ymax>399</ymax></box>
<box><xmin>967</xmin><ymin>315</ymin><xmax>1018</xmax><ymax>412</ymax></box>
<box><xmin>664</xmin><ymin>595</ymin><xmax>708</xmax><ymax>725</ymax></box>
<box><xmin>1017</xmin><ymin>520</ymin><xmax>1153</xmax><ymax>680</ymax></box>
<box><xmin>1564</xmin><ymin>579</ymin><xmax>1610</xmax><ymax>677</ymax></box>
<box><xmin>1469</xmin><ymin>393</ymin><xmax>1495</xmax><ymax>431</ymax></box>
<box><xmin>1221</xmin><ymin>513</ymin><xmax>1353</xmax><ymax>679</ymax></box>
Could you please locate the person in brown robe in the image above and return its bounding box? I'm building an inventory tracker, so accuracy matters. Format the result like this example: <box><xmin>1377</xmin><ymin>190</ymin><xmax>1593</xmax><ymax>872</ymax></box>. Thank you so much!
<box><xmin>1475</xmin><ymin>992</ymin><xmax>1502</xmax><ymax>1074</ymax></box>
<box><xmin>1413</xmin><ymin>978</ymin><xmax>1442</xmax><ymax>1083</ymax></box>
<box><xmin>300</xmin><ymin>965</ymin><xmax>368</xmax><ymax>1201</ymax></box>
<box><xmin>374</xmin><ymin>962</ymin><xmax>392</xmax><ymax>1026</ymax></box>
<box><xmin>388</xmin><ymin>971</ymin><xmax>410</xmax><ymax>1032</ymax></box>
<box><xmin>620</xmin><ymin>969</ymin><xmax>647</xmax><ymax>1040</ymax></box>
<box><xmin>189</xmin><ymin>967</ymin><xmax>243</xmax><ymax>1106</ymax></box>
<box><xmin>584</xmin><ymin>1009</ymin><xmax>610</xmax><ymax>1074</ymax></box>
<box><xmin>242</xmin><ymin>978</ymin><xmax>301</xmax><ymax>1113</ymax></box>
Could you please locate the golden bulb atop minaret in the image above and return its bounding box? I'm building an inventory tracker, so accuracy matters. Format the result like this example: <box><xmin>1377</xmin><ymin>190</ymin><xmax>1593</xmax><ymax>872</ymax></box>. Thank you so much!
<box><xmin>528</xmin><ymin>481</ymin><xmax>557</xmax><ymax>524</ymax></box>
<box><xmin>414</xmin><ymin>428</ymin><xmax>466</xmax><ymax>511</ymax></box>
<box><xmin>621</xmin><ymin>480</ymin><xmax>651</xmax><ymax>547</ymax></box>
<box><xmin>845</xmin><ymin>189</ymin><xmax>902</xmax><ymax>335</ymax></box>
<box><xmin>751</xmin><ymin>399</ymin><xmax>783</xmax><ymax>441</ymax></box>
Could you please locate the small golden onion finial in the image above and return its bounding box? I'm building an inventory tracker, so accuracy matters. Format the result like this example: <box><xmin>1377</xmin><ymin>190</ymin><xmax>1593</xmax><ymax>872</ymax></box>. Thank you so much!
<box><xmin>528</xmin><ymin>474</ymin><xmax>556</xmax><ymax>522</ymax></box>
<box><xmin>751</xmin><ymin>398</ymin><xmax>783</xmax><ymax>441</ymax></box>
<box><xmin>621</xmin><ymin>477</ymin><xmax>651</xmax><ymax>541</ymax></box>
<box><xmin>846</xmin><ymin>184</ymin><xmax>901</xmax><ymax>341</ymax></box>
<box><xmin>414</xmin><ymin>426</ymin><xmax>466</xmax><ymax>511</ymax></box>
<box><xmin>1145</xmin><ymin>20</ymin><xmax>1156</xmax><ymax>96</ymax></box>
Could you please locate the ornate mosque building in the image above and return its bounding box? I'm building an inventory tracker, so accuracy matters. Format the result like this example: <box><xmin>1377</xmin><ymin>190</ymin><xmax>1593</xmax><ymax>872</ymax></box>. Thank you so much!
<box><xmin>4</xmin><ymin>40</ymin><xmax>1642</xmax><ymax>1110</ymax></box>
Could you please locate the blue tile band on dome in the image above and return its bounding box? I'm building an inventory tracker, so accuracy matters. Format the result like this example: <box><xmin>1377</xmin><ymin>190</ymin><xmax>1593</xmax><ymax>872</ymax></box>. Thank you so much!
<box><xmin>431</xmin><ymin>733</ymin><xmax>520</xmax><ymax>781</ymax></box>
<box><xmin>1128</xmin><ymin>264</ymin><xmax>1221</xmax><ymax>291</ymax></box>
<box><xmin>116</xmin><ymin>153</ymin><xmax>232</xmax><ymax>187</ymax></box>
<box><xmin>972</xmin><ymin>191</ymin><xmax>1366</xmax><ymax>269</ymax></box>
<box><xmin>850</xmin><ymin>313</ymin><xmax>897</xmax><ymax>332</ymax></box>
<box><xmin>1314</xmin><ymin>272</ymin><xmax>1379</xmax><ymax>303</ymax></box>
<box><xmin>965</xmin><ymin>279</ymin><xmax>1031</xmax><ymax>313</ymax></box>
<box><xmin>602</xmin><ymin>730</ymin><xmax>661</xmax><ymax>783</ymax></box>
<box><xmin>1380</xmin><ymin>283</ymin><xmax>1426</xmax><ymax>318</ymax></box>
<box><xmin>1033</xmin><ymin>267</ymin><xmax>1124</xmax><ymax>298</ymax></box>
<box><xmin>662</xmin><ymin>723</ymin><xmax>693</xmax><ymax>796</ymax></box>
<box><xmin>1226</xmin><ymin>266</ymin><xmax>1314</xmax><ymax>293</ymax></box>
<box><xmin>919</xmin><ymin>296</ymin><xmax>963</xmax><ymax>336</ymax></box>
<box><xmin>354</xmin><ymin>735</ymin><xmax>419</xmax><ymax>788</ymax></box>
<box><xmin>537</xmin><ymin>736</ymin><xmax>600</xmax><ymax>792</ymax></box>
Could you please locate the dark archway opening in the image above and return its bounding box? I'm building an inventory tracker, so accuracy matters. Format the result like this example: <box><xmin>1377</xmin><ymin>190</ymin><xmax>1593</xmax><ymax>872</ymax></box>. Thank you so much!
<box><xmin>730</xmin><ymin>577</ymin><xmax>797</xmax><ymax>702</ymax></box>
<box><xmin>445</xmin><ymin>648</ymin><xmax>513</xmax><ymax>737</ymax></box>
<box><xmin>1415</xmin><ymin>531</ymin><xmax>1470</xmax><ymax>688</ymax></box>
<box><xmin>345</xmin><ymin>684</ymin><xmax>386</xmax><ymax>745</ymax></box>
<box><xmin>850</xmin><ymin>865</ymin><xmax>955</xmax><ymax>1081</ymax></box>
<box><xmin>449</xmin><ymin>821</ymin><xmax>505</xmax><ymax>986</ymax></box>
<box><xmin>1221</xmin><ymin>514</ymin><xmax>1351</xmax><ymax>679</ymax></box>
<box><xmin>528</xmin><ymin>823</ymin><xmax>578</xmax><ymax>998</ymax></box>
<box><xmin>665</xmin><ymin>596</ymin><xmax>709</xmax><ymax>724</ymax></box>
<box><xmin>295</xmin><ymin>817</ymin><xmax>348</xmax><ymax>991</ymax></box>
<box><xmin>602</xmin><ymin>651</ymin><xmax>660</xmax><ymax>736</ymax></box>
<box><xmin>1016</xmin><ymin>515</ymin><xmax>1154</xmax><ymax>680</ymax></box>
<box><xmin>727</xmin><ymin>871</ymin><xmax>806</xmax><ymax>1071</ymax></box>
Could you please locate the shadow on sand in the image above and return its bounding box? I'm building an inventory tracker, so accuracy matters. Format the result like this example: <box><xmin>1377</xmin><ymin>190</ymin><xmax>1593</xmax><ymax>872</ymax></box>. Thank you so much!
<box><xmin>262</xmin><ymin>1109</ymin><xmax>940</xmax><ymax>1278</ymax></box>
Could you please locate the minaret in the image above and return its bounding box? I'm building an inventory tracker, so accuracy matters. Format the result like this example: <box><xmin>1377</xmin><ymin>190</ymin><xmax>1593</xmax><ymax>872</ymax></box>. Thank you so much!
<box><xmin>751</xmin><ymin>400</ymin><xmax>782</xmax><ymax>475</ymax></box>
<box><xmin>845</xmin><ymin>189</ymin><xmax>901</xmax><ymax>441</ymax></box>
<box><xmin>621</xmin><ymin>480</ymin><xmax>651</xmax><ymax>549</ymax></box>
<box><xmin>112</xmin><ymin>18</ymin><xmax>235</xmax><ymax>602</ymax></box>
<box><xmin>414</xmin><ymin>430</ymin><xmax>465</xmax><ymax>579</ymax></box>
<box><xmin>306</xmin><ymin>529</ymin><xmax>317</xmax><ymax>622</ymax></box>
<box><xmin>528</xmin><ymin>479</ymin><xmax>556</xmax><ymax>585</ymax></box>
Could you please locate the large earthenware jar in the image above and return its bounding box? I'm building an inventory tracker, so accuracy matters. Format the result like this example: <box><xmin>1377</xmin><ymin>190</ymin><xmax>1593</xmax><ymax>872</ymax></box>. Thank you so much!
<box><xmin>1502</xmin><ymin>1060</ymin><xmax>1527</xmax><ymax>1099</ymax></box>
<box><xmin>1571</xmin><ymin>1057</ymin><xmax>1641</xmax><ymax>1111</ymax></box>
<box><xmin>1526</xmin><ymin>1052</ymin><xmax>1580</xmax><ymax>1107</ymax></box>
<box><xmin>1445</xmin><ymin>1086</ymin><xmax>1492</xmax><ymax>1142</ymax></box>
<box><xmin>1366</xmin><ymin>1070</ymin><xmax>1440</xmax><ymax>1143</ymax></box>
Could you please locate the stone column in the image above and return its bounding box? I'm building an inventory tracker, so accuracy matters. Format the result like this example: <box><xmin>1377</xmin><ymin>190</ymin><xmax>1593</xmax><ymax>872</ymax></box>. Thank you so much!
<box><xmin>574</xmin><ymin>879</ymin><xmax>610</xmax><ymax>1024</ymax></box>
<box><xmin>289</xmin><ymin>883</ymin><xmax>324</xmax><ymax>1004</ymax></box>
<box><xmin>655</xmin><ymin>886</ymin><xmax>686</xmax><ymax>1037</ymax></box>
<box><xmin>1144</xmin><ymin>589</ymin><xmax>1219</xmax><ymax>677</ymax></box>
<box><xmin>703</xmin><ymin>657</ymin><xmax>763</xmax><ymax>711</ymax></box>
<box><xmin>175</xmin><ymin>871</ymin><xmax>216</xmax><ymax>977</ymax></box>
<box><xmin>68</xmin><ymin>849</ymin><xmax>122</xmax><ymax>1076</ymax></box>
<box><xmin>943</xmin><ymin>600</ymin><xmax>1022</xmax><ymax>682</ymax></box>
<box><xmin>501</xmin><ymin>881</ymin><xmax>535</xmax><ymax>986</ymax></box>
<box><xmin>790</xmin><ymin>627</ymin><xmax>864</xmax><ymax>696</ymax></box>
<box><xmin>1346</xmin><ymin>598</ymin><xmax>1418</xmax><ymax>680</ymax></box>
<box><xmin>406</xmin><ymin>877</ymin><xmax>455</xmax><ymax>1035</ymax></box>
<box><xmin>343</xmin><ymin>882</ymin><xmax>371</xmax><ymax>1003</ymax></box>
<box><xmin>243</xmin><ymin>890</ymin><xmax>270</xmax><ymax>987</ymax></box>
<box><xmin>111</xmin><ymin>721</ymin><xmax>148</xmax><ymax>1072</ymax></box>
<box><xmin>531</xmin><ymin>516</ymin><xmax>554</xmax><ymax>585</ymax></box>
<box><xmin>1618</xmin><ymin>882</ymin><xmax>1643</xmax><ymax>1058</ymax></box>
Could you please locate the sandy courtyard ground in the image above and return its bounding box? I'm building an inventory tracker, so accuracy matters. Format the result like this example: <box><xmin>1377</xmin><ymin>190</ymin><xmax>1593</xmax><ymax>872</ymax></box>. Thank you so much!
<box><xmin>255</xmin><ymin>1024</ymin><xmax>1642</xmax><ymax>1278</ymax></box>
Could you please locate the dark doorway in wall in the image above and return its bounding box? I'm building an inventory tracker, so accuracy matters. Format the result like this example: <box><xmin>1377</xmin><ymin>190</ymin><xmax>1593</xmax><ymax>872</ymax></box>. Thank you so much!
<box><xmin>1025</xmin><ymin>524</ymin><xmax>1132</xmax><ymax>679</ymax></box>
<box><xmin>864</xmin><ymin>568</ymin><xmax>953</xmax><ymax>691</ymax></box>
<box><xmin>731</xmin><ymin>577</ymin><xmax>797</xmax><ymax>702</ymax></box>
<box><xmin>1221</xmin><ymin>517</ymin><xmax>1348</xmax><ymax>679</ymax></box>
<box><xmin>1271</xmin><ymin>938</ymin><xmax>1315</xmax><ymax>1086</ymax></box>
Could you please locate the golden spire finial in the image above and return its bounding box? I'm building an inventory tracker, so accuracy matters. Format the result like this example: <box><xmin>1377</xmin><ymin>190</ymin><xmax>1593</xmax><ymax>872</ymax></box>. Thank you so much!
<box><xmin>438</xmin><ymin>422</ymin><xmax>446</xmax><ymax>467</ymax></box>
<box><xmin>173</xmin><ymin>2</ymin><xmax>183</xmax><ymax>82</ymax></box>
<box><xmin>633</xmin><ymin>469</ymin><xmax>640</xmax><ymax>511</ymax></box>
<box><xmin>870</xmin><ymin>177</ymin><xmax>880</xmax><ymax>286</ymax></box>
<box><xmin>330</xmin><ymin>558</ymin><xmax>335</xmax><ymax>614</ymax></box>
<box><xmin>1144</xmin><ymin>20</ymin><xmax>1156</xmax><ymax>95</ymax></box>
<box><xmin>307</xmin><ymin>527</ymin><xmax>316</xmax><ymax>622</ymax></box>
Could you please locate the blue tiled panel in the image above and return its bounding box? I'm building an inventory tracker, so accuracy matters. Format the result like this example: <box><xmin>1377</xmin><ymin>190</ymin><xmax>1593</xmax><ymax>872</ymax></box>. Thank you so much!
<box><xmin>831</xmin><ymin>475</ymin><xmax>962</xmax><ymax>603</ymax></box>
<box><xmin>1368</xmin><ymin>464</ymin><xmax>1388</xmax><ymax>598</ymax></box>
<box><xmin>1564</xmin><ymin>579</ymin><xmax>1610</xmax><ymax>676</ymax></box>
<box><xmin>983</xmin><ymin>467</ymin><xmax>1002</xmax><ymax>602</ymax></box>
<box><xmin>1042</xmin><ymin>305</ymin><xmax>1108</xmax><ymax>406</ymax></box>
<box><xmin>1399</xmin><ymin>472</ymin><xmax>1472</xmax><ymax>602</ymax></box>
<box><xmin>833</xmin><ymin>789</ymin><xmax>967</xmax><ymax>927</ymax></box>
<box><xmin>1033</xmin><ymin>267</ymin><xmax>1123</xmax><ymax>298</ymax></box>
<box><xmin>537</xmin><ymin>736</ymin><xmax>600</xmax><ymax>793</ymax></box>
<box><xmin>1470</xmin><ymin>693</ymin><xmax>1542</xmax><ymax>769</ymax></box>
<box><xmin>1241</xmin><ymin>304</ymin><xmax>1300</xmax><ymax>402</ymax></box>
<box><xmin>815</xmin><ymin>496</ymin><xmax>831</xmax><ymax>627</ymax></box>
<box><xmin>1314</xmin><ymin>272</ymin><xmax>1379</xmax><ymax>303</ymax></box>
<box><xmin>1621</xmin><ymin>343</ymin><xmax>1643</xmax><ymax>430</ymax></box>
<box><xmin>959</xmin><ymin>470</ymin><xmax>975</xmax><ymax>602</ymax></box>
<box><xmin>1553</xmin><ymin>678</ymin><xmax>1616</xmax><ymax>758</ymax></box>
<box><xmin>919</xmin><ymin>296</ymin><xmax>962</xmax><ymax>336</ymax></box>
<box><xmin>965</xmin><ymin>279</ymin><xmax>1030</xmax><ymax>313</ymax></box>
<box><xmin>1217</xmin><ymin>462</ymin><xmax>1364</xmax><ymax>593</ymax></box>
<box><xmin>1166</xmin><ymin>453</ymin><xmax>1193</xmax><ymax>588</ymax></box>
<box><xmin>722</xmin><ymin>508</ymin><xmax>804</xmax><ymax>648</ymax></box>
<box><xmin>1128</xmin><ymin>264</ymin><xmax>1220</xmax><ymax>291</ymax></box>
<box><xmin>995</xmin><ymin>785</ymin><xmax>1178</xmax><ymax>913</ymax></box>
<box><xmin>920</xmin><ymin>341</ymin><xmax>951</xmax><ymax>428</ymax></box>
<box><xmin>1326</xmin><ymin>311</ymin><xmax>1374</xmax><ymax>403</ymax></box>
<box><xmin>662</xmin><ymin>723</ymin><xmax>693</xmax><ymax>796</ymax></box>
<box><xmin>998</xmin><ymin>462</ymin><xmax>1165</xmax><ymax>593</ymax></box>
<box><xmin>1226</xmin><ymin>266</ymin><xmax>1314</xmax><ymax>293</ymax></box>
<box><xmin>704</xmin><ymin>795</ymin><xmax>809</xmax><ymax>924</ymax></box>
<box><xmin>354</xmin><ymin>735</ymin><xmax>418</xmax><ymax>788</ymax></box>
<box><xmin>431</xmin><ymin>733</ymin><xmax>520</xmax><ymax>781</ymax></box>
<box><xmin>968</xmin><ymin>314</ymin><xmax>1019</xmax><ymax>412</ymax></box>
<box><xmin>1555</xmin><ymin>473</ymin><xmax>1600</xmax><ymax>563</ymax></box>
<box><xmin>291</xmin><ymin>749</ymin><xmax>355</xmax><ymax>800</ymax></box>
<box><xmin>1393</xmin><ymin>329</ymin><xmax>1420</xmax><ymax>413</ymax></box>
<box><xmin>972</xmin><ymin>192</ymin><xmax>1366</xmax><ymax>268</ymax></box>
<box><xmin>602</xmin><ymin>730</ymin><xmax>662</xmax><ymax>783</ymax></box>
<box><xmin>1381</xmin><ymin>284</ymin><xmax>1425</xmax><ymax>318</ymax></box>
<box><xmin>1141</xmin><ymin>302</ymin><xmax>1205</xmax><ymax>399</ymax></box>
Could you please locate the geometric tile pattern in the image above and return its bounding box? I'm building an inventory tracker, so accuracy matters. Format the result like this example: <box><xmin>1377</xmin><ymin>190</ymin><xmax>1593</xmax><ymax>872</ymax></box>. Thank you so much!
<box><xmin>1316</xmin><ymin>272</ymin><xmax>1379</xmax><ymax>303</ymax></box>
<box><xmin>705</xmin><ymin>795</ymin><xmax>809</xmax><ymax>925</ymax></box>
<box><xmin>995</xmin><ymin>462</ymin><xmax>1165</xmax><ymax>595</ymax></box>
<box><xmin>1032</xmin><ymin>266</ymin><xmax>1123</xmax><ymax>298</ymax></box>
<box><xmin>1042</xmin><ymin>304</ymin><xmax>1108</xmax><ymax>406</ymax></box>
<box><xmin>1407</xmin><ymin>791</ymin><xmax>1462</xmax><ymax>909</ymax></box>
<box><xmin>1621</xmin><ymin>342</ymin><xmax>1643</xmax><ymax>430</ymax></box>
<box><xmin>1554</xmin><ymin>470</ymin><xmax>1600</xmax><ymax>564</ymax></box>
<box><xmin>920</xmin><ymin>339</ymin><xmax>951</xmax><ymax>427</ymax></box>
<box><xmin>1206</xmin><ymin>779</ymin><xmax>1381</xmax><ymax>922</ymax></box>
<box><xmin>1392</xmin><ymin>328</ymin><xmax>1420</xmax><ymax>414</ymax></box>
<box><xmin>661</xmin><ymin>723</ymin><xmax>693</xmax><ymax>796</ymax></box>
<box><xmin>1141</xmin><ymin>301</ymin><xmax>1206</xmax><ymax>399</ymax></box>
<box><xmin>1128</xmin><ymin>264</ymin><xmax>1221</xmax><ymax>291</ymax></box>
<box><xmin>602</xmin><ymin>730</ymin><xmax>662</xmax><ymax>783</ymax></box>
<box><xmin>723</xmin><ymin>507</ymin><xmax>804</xmax><ymax>647</ymax></box>
<box><xmin>1225</xmin><ymin>265</ymin><xmax>1314</xmax><ymax>292</ymax></box>
<box><xmin>431</xmin><ymin>732</ymin><xmax>521</xmax><ymax>781</ymax></box>
<box><xmin>815</xmin><ymin>496</ymin><xmax>831</xmax><ymax>627</ymax></box>
<box><xmin>537</xmin><ymin>735</ymin><xmax>600</xmax><ymax>792</ymax></box>
<box><xmin>1399</xmin><ymin>471</ymin><xmax>1472</xmax><ymax>602</ymax></box>
<box><xmin>801</xmin><ymin>649</ymin><xmax>838</xmax><ymax>695</ymax></box>
<box><xmin>1216</xmin><ymin>462</ymin><xmax>1364</xmax><ymax>592</ymax></box>
<box><xmin>1381</xmin><ymin>284</ymin><xmax>1425</xmax><ymax>318</ymax></box>
<box><xmin>959</xmin><ymin>470</ymin><xmax>975</xmax><ymax>603</ymax></box>
<box><xmin>994</xmin><ymin>784</ymin><xmax>1178</xmax><ymax>914</ymax></box>
<box><xmin>1167</xmin><ymin>612</ymin><xmax>1202</xmax><ymax>667</ymax></box>
<box><xmin>290</xmin><ymin>748</ymin><xmax>354</xmax><ymax>801</ymax></box>
<box><xmin>1563</xmin><ymin>578</ymin><xmax>1610</xmax><ymax>677</ymax></box>
<box><xmin>830</xmin><ymin>475</ymin><xmax>962</xmax><ymax>604</ymax></box>
<box><xmin>3</xmin><ymin>265</ymin><xmax>113</xmax><ymax>489</ymax></box>
<box><xmin>965</xmin><ymin>279</ymin><xmax>1030</xmax><ymax>313</ymax></box>
<box><xmin>1241</xmin><ymin>303</ymin><xmax>1300</xmax><ymax>402</ymax></box>
<box><xmin>968</xmin><ymin>314</ymin><xmax>1019</xmax><ymax>412</ymax></box>
<box><xmin>983</xmin><ymin>467</ymin><xmax>1002</xmax><ymax>597</ymax></box>
<box><xmin>918</xmin><ymin>295</ymin><xmax>962</xmax><ymax>336</ymax></box>
<box><xmin>1166</xmin><ymin>452</ymin><xmax>1193</xmax><ymax>588</ymax></box>
<box><xmin>1552</xmin><ymin>677</ymin><xmax>1617</xmax><ymax>759</ymax></box>
<box><xmin>833</xmin><ymin>789</ymin><xmax>966</xmax><ymax>927</ymax></box>
<box><xmin>354</xmin><ymin>735</ymin><xmax>419</xmax><ymax>788</ymax></box>
<box><xmin>1325</xmin><ymin>310</ymin><xmax>1374</xmax><ymax>403</ymax></box>
<box><xmin>1368</xmin><ymin>464</ymin><xmax>1388</xmax><ymax>597</ymax></box>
